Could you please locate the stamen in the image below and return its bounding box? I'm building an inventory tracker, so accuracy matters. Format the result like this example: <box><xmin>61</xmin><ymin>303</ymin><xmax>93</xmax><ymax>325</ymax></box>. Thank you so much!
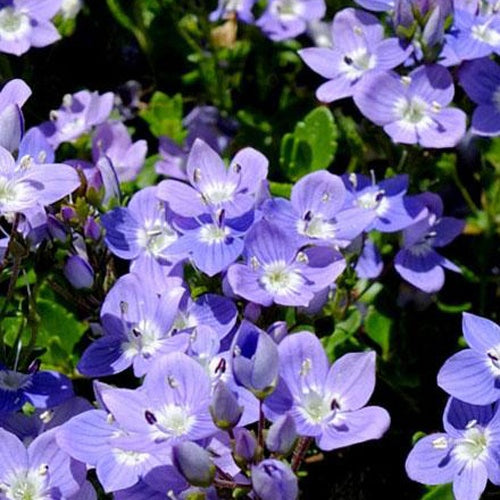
<box><xmin>38</xmin><ymin>464</ymin><xmax>49</xmax><ymax>476</ymax></box>
<box><xmin>145</xmin><ymin>410</ymin><xmax>157</xmax><ymax>425</ymax></box>
<box><xmin>296</xmin><ymin>251</ymin><xmax>308</xmax><ymax>264</ymax></box>
<box><xmin>193</xmin><ymin>168</ymin><xmax>202</xmax><ymax>183</ymax></box>
<box><xmin>321</xmin><ymin>192</ymin><xmax>330</xmax><ymax>202</ymax></box>
<box><xmin>167</xmin><ymin>375</ymin><xmax>178</xmax><ymax>388</ymax></box>
<box><xmin>233</xmin><ymin>163</ymin><xmax>242</xmax><ymax>173</ymax></box>
<box><xmin>401</xmin><ymin>76</ymin><xmax>412</xmax><ymax>86</ymax></box>
<box><xmin>28</xmin><ymin>359</ymin><xmax>41</xmax><ymax>374</ymax></box>
<box><xmin>250</xmin><ymin>256</ymin><xmax>260</xmax><ymax>270</ymax></box>
<box><xmin>432</xmin><ymin>436</ymin><xmax>448</xmax><ymax>449</ymax></box>
<box><xmin>215</xmin><ymin>358</ymin><xmax>226</xmax><ymax>374</ymax></box>
<box><xmin>39</xmin><ymin>410</ymin><xmax>54</xmax><ymax>424</ymax></box>
<box><xmin>466</xmin><ymin>419</ymin><xmax>478</xmax><ymax>430</ymax></box>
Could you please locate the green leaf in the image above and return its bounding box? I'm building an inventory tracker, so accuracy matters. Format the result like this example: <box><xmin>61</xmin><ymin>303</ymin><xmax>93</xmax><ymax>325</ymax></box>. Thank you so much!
<box><xmin>364</xmin><ymin>306</ymin><xmax>393</xmax><ymax>360</ymax></box>
<box><xmin>421</xmin><ymin>484</ymin><xmax>454</xmax><ymax>500</ymax></box>
<box><xmin>280</xmin><ymin>107</ymin><xmax>338</xmax><ymax>181</ymax></box>
<box><xmin>322</xmin><ymin>307</ymin><xmax>362</xmax><ymax>360</ymax></box>
<box><xmin>35</xmin><ymin>298</ymin><xmax>87</xmax><ymax>374</ymax></box>
<box><xmin>269</xmin><ymin>181</ymin><xmax>292</xmax><ymax>198</ymax></box>
<box><xmin>139</xmin><ymin>92</ymin><xmax>187</xmax><ymax>141</ymax></box>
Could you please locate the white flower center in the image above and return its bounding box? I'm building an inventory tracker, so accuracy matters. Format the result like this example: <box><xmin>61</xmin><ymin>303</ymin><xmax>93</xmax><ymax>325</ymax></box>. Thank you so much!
<box><xmin>395</xmin><ymin>97</ymin><xmax>433</xmax><ymax>128</ymax></box>
<box><xmin>271</xmin><ymin>0</ymin><xmax>304</xmax><ymax>20</ymax></box>
<box><xmin>156</xmin><ymin>405</ymin><xmax>195</xmax><ymax>437</ymax></box>
<box><xmin>60</xmin><ymin>117</ymin><xmax>86</xmax><ymax>138</ymax></box>
<box><xmin>453</xmin><ymin>424</ymin><xmax>490</xmax><ymax>462</ymax></box>
<box><xmin>296</xmin><ymin>214</ymin><xmax>336</xmax><ymax>240</ymax></box>
<box><xmin>112</xmin><ymin>448</ymin><xmax>150</xmax><ymax>466</ymax></box>
<box><xmin>0</xmin><ymin>371</ymin><xmax>31</xmax><ymax>392</ymax></box>
<box><xmin>2</xmin><ymin>469</ymin><xmax>49</xmax><ymax>500</ymax></box>
<box><xmin>122</xmin><ymin>319</ymin><xmax>163</xmax><ymax>359</ymax></box>
<box><xmin>137</xmin><ymin>219</ymin><xmax>177</xmax><ymax>257</ymax></box>
<box><xmin>300</xmin><ymin>389</ymin><xmax>334</xmax><ymax>424</ymax></box>
<box><xmin>0</xmin><ymin>8</ymin><xmax>30</xmax><ymax>40</ymax></box>
<box><xmin>260</xmin><ymin>260</ymin><xmax>302</xmax><ymax>295</ymax></box>
<box><xmin>340</xmin><ymin>48</ymin><xmax>377</xmax><ymax>81</ymax></box>
<box><xmin>0</xmin><ymin>176</ymin><xmax>20</xmax><ymax>209</ymax></box>
<box><xmin>356</xmin><ymin>190</ymin><xmax>389</xmax><ymax>216</ymax></box>
<box><xmin>202</xmin><ymin>181</ymin><xmax>236</xmax><ymax>205</ymax></box>
<box><xmin>199</xmin><ymin>224</ymin><xmax>229</xmax><ymax>244</ymax></box>
<box><xmin>471</xmin><ymin>21</ymin><xmax>500</xmax><ymax>46</ymax></box>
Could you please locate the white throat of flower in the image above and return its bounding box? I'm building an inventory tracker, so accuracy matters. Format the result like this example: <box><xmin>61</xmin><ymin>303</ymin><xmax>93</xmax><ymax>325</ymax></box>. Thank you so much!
<box><xmin>0</xmin><ymin>7</ymin><xmax>30</xmax><ymax>41</ymax></box>
<box><xmin>1</xmin><ymin>467</ymin><xmax>50</xmax><ymax>500</ymax></box>
<box><xmin>122</xmin><ymin>319</ymin><xmax>163</xmax><ymax>360</ymax></box>
<box><xmin>340</xmin><ymin>48</ymin><xmax>377</xmax><ymax>82</ymax></box>
<box><xmin>356</xmin><ymin>189</ymin><xmax>389</xmax><ymax>216</ymax></box>
<box><xmin>271</xmin><ymin>0</ymin><xmax>304</xmax><ymax>21</ymax></box>
<box><xmin>0</xmin><ymin>176</ymin><xmax>23</xmax><ymax>212</ymax></box>
<box><xmin>394</xmin><ymin>96</ymin><xmax>434</xmax><ymax>130</ymax></box>
<box><xmin>199</xmin><ymin>223</ymin><xmax>230</xmax><ymax>245</ymax></box>
<box><xmin>155</xmin><ymin>404</ymin><xmax>196</xmax><ymax>438</ymax></box>
<box><xmin>112</xmin><ymin>448</ymin><xmax>151</xmax><ymax>466</ymax></box>
<box><xmin>137</xmin><ymin>218</ymin><xmax>177</xmax><ymax>257</ymax></box>
<box><xmin>471</xmin><ymin>19</ymin><xmax>500</xmax><ymax>46</ymax></box>
<box><xmin>200</xmin><ymin>180</ymin><xmax>237</xmax><ymax>205</ymax></box>
<box><xmin>453</xmin><ymin>421</ymin><xmax>491</xmax><ymax>463</ymax></box>
<box><xmin>296</xmin><ymin>211</ymin><xmax>336</xmax><ymax>240</ymax></box>
<box><xmin>259</xmin><ymin>259</ymin><xmax>302</xmax><ymax>295</ymax></box>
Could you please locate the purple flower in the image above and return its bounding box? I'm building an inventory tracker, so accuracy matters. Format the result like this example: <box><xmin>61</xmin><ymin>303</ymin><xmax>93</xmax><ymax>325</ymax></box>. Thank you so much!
<box><xmin>101</xmin><ymin>186</ymin><xmax>182</xmax><ymax>287</ymax></box>
<box><xmin>0</xmin><ymin>364</ymin><xmax>74</xmax><ymax>413</ymax></box>
<box><xmin>251</xmin><ymin>459</ymin><xmax>298</xmax><ymax>500</ymax></box>
<box><xmin>64</xmin><ymin>255</ymin><xmax>94</xmax><ymax>289</ymax></box>
<box><xmin>438</xmin><ymin>313</ymin><xmax>500</xmax><ymax>405</ymax></box>
<box><xmin>256</xmin><ymin>0</ymin><xmax>326</xmax><ymax>41</ymax></box>
<box><xmin>57</xmin><ymin>406</ymin><xmax>180</xmax><ymax>493</ymax></box>
<box><xmin>264</xmin><ymin>331</ymin><xmax>390</xmax><ymax>451</ymax></box>
<box><xmin>444</xmin><ymin>10</ymin><xmax>500</xmax><ymax>63</ymax></box>
<box><xmin>406</xmin><ymin>398</ymin><xmax>500</xmax><ymax>500</ymax></box>
<box><xmin>263</xmin><ymin>170</ymin><xmax>374</xmax><ymax>248</ymax></box>
<box><xmin>227</xmin><ymin>220</ymin><xmax>346</xmax><ymax>307</ymax></box>
<box><xmin>78</xmin><ymin>273</ymin><xmax>188</xmax><ymax>377</ymax></box>
<box><xmin>210</xmin><ymin>0</ymin><xmax>257</xmax><ymax>23</ymax></box>
<box><xmin>92</xmin><ymin>121</ymin><xmax>147</xmax><ymax>182</ymax></box>
<box><xmin>394</xmin><ymin>192</ymin><xmax>464</xmax><ymax>293</ymax></box>
<box><xmin>94</xmin><ymin>353</ymin><xmax>217</xmax><ymax>448</ymax></box>
<box><xmin>157</xmin><ymin>139</ymin><xmax>268</xmax><ymax>220</ymax></box>
<box><xmin>39</xmin><ymin>90</ymin><xmax>114</xmax><ymax>148</ymax></box>
<box><xmin>355</xmin><ymin>239</ymin><xmax>383</xmax><ymax>279</ymax></box>
<box><xmin>299</xmin><ymin>8</ymin><xmax>409</xmax><ymax>102</ymax></box>
<box><xmin>0</xmin><ymin>428</ymin><xmax>85</xmax><ymax>498</ymax></box>
<box><xmin>0</xmin><ymin>146</ymin><xmax>80</xmax><ymax>216</ymax></box>
<box><xmin>0</xmin><ymin>0</ymin><xmax>62</xmax><ymax>56</ymax></box>
<box><xmin>342</xmin><ymin>173</ymin><xmax>424</xmax><ymax>233</ymax></box>
<box><xmin>354</xmin><ymin>64</ymin><xmax>467</xmax><ymax>147</ymax></box>
<box><xmin>459</xmin><ymin>57</ymin><xmax>500</xmax><ymax>137</ymax></box>
<box><xmin>0</xmin><ymin>78</ymin><xmax>31</xmax><ymax>151</ymax></box>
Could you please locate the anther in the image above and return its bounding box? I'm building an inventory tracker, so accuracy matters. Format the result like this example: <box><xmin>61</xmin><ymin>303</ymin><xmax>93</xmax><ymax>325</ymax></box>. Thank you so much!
<box><xmin>215</xmin><ymin>358</ymin><xmax>227</xmax><ymax>374</ymax></box>
<box><xmin>145</xmin><ymin>410</ymin><xmax>157</xmax><ymax>425</ymax></box>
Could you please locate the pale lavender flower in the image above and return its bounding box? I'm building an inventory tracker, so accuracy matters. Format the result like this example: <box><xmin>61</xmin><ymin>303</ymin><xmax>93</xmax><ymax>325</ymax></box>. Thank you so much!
<box><xmin>157</xmin><ymin>139</ymin><xmax>268</xmax><ymax>219</ymax></box>
<box><xmin>459</xmin><ymin>57</ymin><xmax>500</xmax><ymax>137</ymax></box>
<box><xmin>342</xmin><ymin>173</ymin><xmax>424</xmax><ymax>232</ymax></box>
<box><xmin>0</xmin><ymin>78</ymin><xmax>31</xmax><ymax>151</ymax></box>
<box><xmin>0</xmin><ymin>428</ymin><xmax>85</xmax><ymax>498</ymax></box>
<box><xmin>355</xmin><ymin>239</ymin><xmax>384</xmax><ymax>279</ymax></box>
<box><xmin>94</xmin><ymin>352</ymin><xmax>217</xmax><ymax>449</ymax></box>
<box><xmin>256</xmin><ymin>0</ymin><xmax>326</xmax><ymax>41</ymax></box>
<box><xmin>0</xmin><ymin>0</ymin><xmax>62</xmax><ymax>56</ymax></box>
<box><xmin>227</xmin><ymin>220</ymin><xmax>346</xmax><ymax>307</ymax></box>
<box><xmin>263</xmin><ymin>170</ymin><xmax>374</xmax><ymax>248</ymax></box>
<box><xmin>354</xmin><ymin>64</ymin><xmax>467</xmax><ymax>147</ymax></box>
<box><xmin>394</xmin><ymin>192</ymin><xmax>464</xmax><ymax>293</ymax></box>
<box><xmin>299</xmin><ymin>8</ymin><xmax>410</xmax><ymax>102</ymax></box>
<box><xmin>354</xmin><ymin>0</ymin><xmax>394</xmax><ymax>11</ymax></box>
<box><xmin>210</xmin><ymin>0</ymin><xmax>257</xmax><ymax>23</ymax></box>
<box><xmin>438</xmin><ymin>313</ymin><xmax>500</xmax><ymax>405</ymax></box>
<box><xmin>40</xmin><ymin>90</ymin><xmax>114</xmax><ymax>148</ymax></box>
<box><xmin>77</xmin><ymin>273</ymin><xmax>188</xmax><ymax>377</ymax></box>
<box><xmin>92</xmin><ymin>121</ymin><xmax>147</xmax><ymax>182</ymax></box>
<box><xmin>102</xmin><ymin>186</ymin><xmax>182</xmax><ymax>287</ymax></box>
<box><xmin>0</xmin><ymin>146</ymin><xmax>80</xmax><ymax>216</ymax></box>
<box><xmin>443</xmin><ymin>9</ymin><xmax>500</xmax><ymax>63</ymax></box>
<box><xmin>64</xmin><ymin>254</ymin><xmax>94</xmax><ymax>289</ymax></box>
<box><xmin>406</xmin><ymin>398</ymin><xmax>500</xmax><ymax>500</ymax></box>
<box><xmin>56</xmin><ymin>406</ymin><xmax>180</xmax><ymax>493</ymax></box>
<box><xmin>264</xmin><ymin>331</ymin><xmax>390</xmax><ymax>451</ymax></box>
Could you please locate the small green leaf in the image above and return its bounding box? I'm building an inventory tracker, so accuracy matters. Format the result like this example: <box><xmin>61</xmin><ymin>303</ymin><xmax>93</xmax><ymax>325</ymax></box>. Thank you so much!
<box><xmin>280</xmin><ymin>107</ymin><xmax>338</xmax><ymax>181</ymax></box>
<box><xmin>322</xmin><ymin>307</ymin><xmax>362</xmax><ymax>360</ymax></box>
<box><xmin>421</xmin><ymin>483</ymin><xmax>454</xmax><ymax>500</ymax></box>
<box><xmin>139</xmin><ymin>92</ymin><xmax>187</xmax><ymax>141</ymax></box>
<box><xmin>364</xmin><ymin>306</ymin><xmax>393</xmax><ymax>360</ymax></box>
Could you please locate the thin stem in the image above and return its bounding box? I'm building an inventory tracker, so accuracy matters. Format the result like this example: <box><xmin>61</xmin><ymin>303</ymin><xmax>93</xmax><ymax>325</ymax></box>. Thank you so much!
<box><xmin>451</xmin><ymin>164</ymin><xmax>479</xmax><ymax>214</ymax></box>
<box><xmin>291</xmin><ymin>437</ymin><xmax>313</xmax><ymax>472</ymax></box>
<box><xmin>257</xmin><ymin>400</ymin><xmax>265</xmax><ymax>453</ymax></box>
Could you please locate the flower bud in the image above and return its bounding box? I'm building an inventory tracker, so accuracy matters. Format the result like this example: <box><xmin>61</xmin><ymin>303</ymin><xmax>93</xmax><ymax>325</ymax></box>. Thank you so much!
<box><xmin>64</xmin><ymin>255</ymin><xmax>94</xmax><ymax>289</ymax></box>
<box><xmin>47</xmin><ymin>215</ymin><xmax>67</xmax><ymax>242</ymax></box>
<box><xmin>267</xmin><ymin>321</ymin><xmax>288</xmax><ymax>344</ymax></box>
<box><xmin>251</xmin><ymin>459</ymin><xmax>298</xmax><ymax>500</ymax></box>
<box><xmin>172</xmin><ymin>441</ymin><xmax>215</xmax><ymax>488</ymax></box>
<box><xmin>84</xmin><ymin>217</ymin><xmax>101</xmax><ymax>240</ymax></box>
<box><xmin>231</xmin><ymin>320</ymin><xmax>279</xmax><ymax>399</ymax></box>
<box><xmin>265</xmin><ymin>414</ymin><xmax>297</xmax><ymax>456</ymax></box>
<box><xmin>234</xmin><ymin>428</ymin><xmax>257</xmax><ymax>465</ymax></box>
<box><xmin>209</xmin><ymin>381</ymin><xmax>243</xmax><ymax>430</ymax></box>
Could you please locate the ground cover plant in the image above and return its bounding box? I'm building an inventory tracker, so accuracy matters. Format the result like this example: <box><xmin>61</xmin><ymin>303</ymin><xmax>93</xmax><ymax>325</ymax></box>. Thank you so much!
<box><xmin>0</xmin><ymin>0</ymin><xmax>498</xmax><ymax>498</ymax></box>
